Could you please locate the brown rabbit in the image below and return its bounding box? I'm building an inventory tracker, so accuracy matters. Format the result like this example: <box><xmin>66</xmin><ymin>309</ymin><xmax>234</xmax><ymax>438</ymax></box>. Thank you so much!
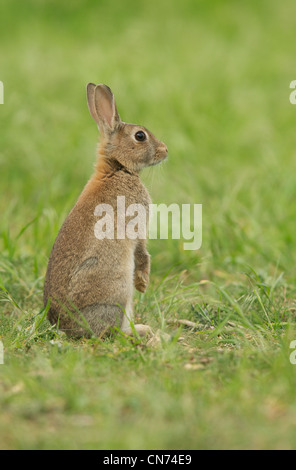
<box><xmin>43</xmin><ymin>83</ymin><xmax>168</xmax><ymax>338</ymax></box>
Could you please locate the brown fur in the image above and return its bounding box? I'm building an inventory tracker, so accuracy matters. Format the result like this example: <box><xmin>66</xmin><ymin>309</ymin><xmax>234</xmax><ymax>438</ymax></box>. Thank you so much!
<box><xmin>43</xmin><ymin>84</ymin><xmax>168</xmax><ymax>338</ymax></box>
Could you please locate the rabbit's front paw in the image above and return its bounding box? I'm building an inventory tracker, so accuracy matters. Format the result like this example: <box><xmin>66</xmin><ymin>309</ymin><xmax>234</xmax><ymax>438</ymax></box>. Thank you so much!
<box><xmin>135</xmin><ymin>269</ymin><xmax>149</xmax><ymax>293</ymax></box>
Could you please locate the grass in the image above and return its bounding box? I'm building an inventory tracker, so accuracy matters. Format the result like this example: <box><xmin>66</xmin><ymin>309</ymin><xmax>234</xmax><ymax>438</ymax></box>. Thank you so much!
<box><xmin>1</xmin><ymin>0</ymin><xmax>296</xmax><ymax>450</ymax></box>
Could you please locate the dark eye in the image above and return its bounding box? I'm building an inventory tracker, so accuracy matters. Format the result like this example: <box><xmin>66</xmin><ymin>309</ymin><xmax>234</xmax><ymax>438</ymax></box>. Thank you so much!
<box><xmin>135</xmin><ymin>130</ymin><xmax>146</xmax><ymax>142</ymax></box>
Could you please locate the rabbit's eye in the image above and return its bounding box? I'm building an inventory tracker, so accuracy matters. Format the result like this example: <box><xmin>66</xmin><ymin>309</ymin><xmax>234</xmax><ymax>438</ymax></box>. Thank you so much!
<box><xmin>135</xmin><ymin>131</ymin><xmax>147</xmax><ymax>142</ymax></box>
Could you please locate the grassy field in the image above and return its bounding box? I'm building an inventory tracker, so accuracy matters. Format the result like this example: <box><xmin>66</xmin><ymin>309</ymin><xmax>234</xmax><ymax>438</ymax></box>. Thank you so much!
<box><xmin>1</xmin><ymin>0</ymin><xmax>296</xmax><ymax>450</ymax></box>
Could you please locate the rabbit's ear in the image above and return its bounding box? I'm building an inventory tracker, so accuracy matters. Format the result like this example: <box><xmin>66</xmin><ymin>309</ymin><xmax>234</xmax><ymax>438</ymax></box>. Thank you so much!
<box><xmin>86</xmin><ymin>83</ymin><xmax>99</xmax><ymax>124</ymax></box>
<box><xmin>92</xmin><ymin>84</ymin><xmax>121</xmax><ymax>134</ymax></box>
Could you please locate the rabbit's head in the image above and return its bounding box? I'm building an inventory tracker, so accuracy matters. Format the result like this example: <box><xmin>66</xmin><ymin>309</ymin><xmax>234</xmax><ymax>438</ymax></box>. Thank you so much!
<box><xmin>87</xmin><ymin>83</ymin><xmax>168</xmax><ymax>173</ymax></box>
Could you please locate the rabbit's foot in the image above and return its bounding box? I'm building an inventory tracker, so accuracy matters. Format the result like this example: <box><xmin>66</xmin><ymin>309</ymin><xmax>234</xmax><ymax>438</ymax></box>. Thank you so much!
<box><xmin>122</xmin><ymin>324</ymin><xmax>153</xmax><ymax>338</ymax></box>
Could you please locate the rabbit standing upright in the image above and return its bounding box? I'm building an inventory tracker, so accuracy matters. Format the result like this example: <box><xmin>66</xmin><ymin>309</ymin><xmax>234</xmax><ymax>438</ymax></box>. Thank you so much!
<box><xmin>43</xmin><ymin>84</ymin><xmax>168</xmax><ymax>338</ymax></box>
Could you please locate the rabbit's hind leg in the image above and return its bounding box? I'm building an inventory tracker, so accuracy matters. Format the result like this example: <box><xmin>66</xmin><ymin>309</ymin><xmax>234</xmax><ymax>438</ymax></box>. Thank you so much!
<box><xmin>121</xmin><ymin>302</ymin><xmax>153</xmax><ymax>338</ymax></box>
<box><xmin>81</xmin><ymin>303</ymin><xmax>124</xmax><ymax>337</ymax></box>
<box><xmin>121</xmin><ymin>299</ymin><xmax>133</xmax><ymax>331</ymax></box>
<box><xmin>121</xmin><ymin>324</ymin><xmax>154</xmax><ymax>338</ymax></box>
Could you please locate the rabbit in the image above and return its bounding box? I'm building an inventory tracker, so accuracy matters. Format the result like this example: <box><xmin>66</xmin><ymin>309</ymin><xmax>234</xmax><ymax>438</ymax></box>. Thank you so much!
<box><xmin>43</xmin><ymin>83</ymin><xmax>168</xmax><ymax>338</ymax></box>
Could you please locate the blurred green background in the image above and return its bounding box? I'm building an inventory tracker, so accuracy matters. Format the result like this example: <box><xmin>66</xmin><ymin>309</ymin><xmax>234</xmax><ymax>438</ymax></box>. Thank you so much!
<box><xmin>1</xmin><ymin>0</ymin><xmax>296</xmax><ymax>274</ymax></box>
<box><xmin>1</xmin><ymin>0</ymin><xmax>296</xmax><ymax>450</ymax></box>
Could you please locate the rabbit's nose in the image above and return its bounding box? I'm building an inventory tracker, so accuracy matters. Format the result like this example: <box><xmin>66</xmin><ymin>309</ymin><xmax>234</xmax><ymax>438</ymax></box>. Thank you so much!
<box><xmin>161</xmin><ymin>143</ymin><xmax>168</xmax><ymax>154</ymax></box>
